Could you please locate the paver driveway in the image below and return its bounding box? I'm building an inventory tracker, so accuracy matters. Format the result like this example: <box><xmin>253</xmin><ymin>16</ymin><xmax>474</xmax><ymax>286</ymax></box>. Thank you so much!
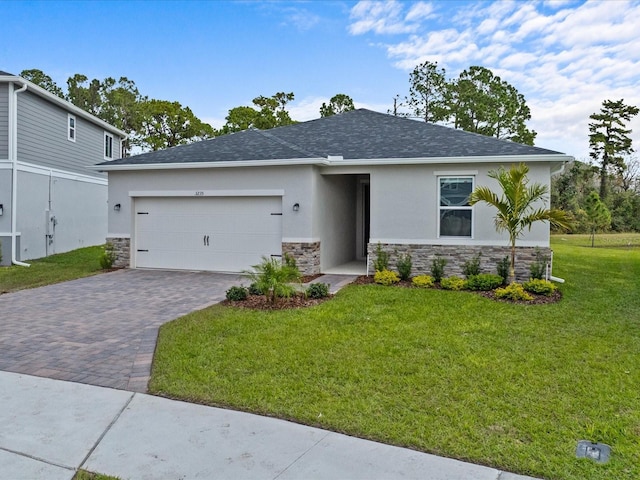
<box><xmin>0</xmin><ymin>269</ymin><xmax>242</xmax><ymax>392</ymax></box>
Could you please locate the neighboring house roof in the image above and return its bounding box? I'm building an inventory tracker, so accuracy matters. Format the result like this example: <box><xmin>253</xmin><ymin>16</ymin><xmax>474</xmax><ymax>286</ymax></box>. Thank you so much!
<box><xmin>0</xmin><ymin>71</ymin><xmax>127</xmax><ymax>138</ymax></box>
<box><xmin>98</xmin><ymin>109</ymin><xmax>570</xmax><ymax>170</ymax></box>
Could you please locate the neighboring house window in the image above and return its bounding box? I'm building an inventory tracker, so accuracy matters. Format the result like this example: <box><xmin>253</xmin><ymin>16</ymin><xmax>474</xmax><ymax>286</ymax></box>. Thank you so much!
<box><xmin>104</xmin><ymin>132</ymin><xmax>114</xmax><ymax>159</ymax></box>
<box><xmin>438</xmin><ymin>176</ymin><xmax>473</xmax><ymax>237</ymax></box>
<box><xmin>68</xmin><ymin>115</ymin><xmax>76</xmax><ymax>142</ymax></box>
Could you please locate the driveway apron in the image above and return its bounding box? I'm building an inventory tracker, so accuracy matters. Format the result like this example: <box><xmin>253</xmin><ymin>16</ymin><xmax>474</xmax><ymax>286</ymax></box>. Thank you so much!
<box><xmin>0</xmin><ymin>269</ymin><xmax>242</xmax><ymax>392</ymax></box>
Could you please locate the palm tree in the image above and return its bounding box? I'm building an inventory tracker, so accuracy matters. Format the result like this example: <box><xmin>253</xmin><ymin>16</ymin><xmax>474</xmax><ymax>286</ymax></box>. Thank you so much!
<box><xmin>469</xmin><ymin>163</ymin><xmax>572</xmax><ymax>283</ymax></box>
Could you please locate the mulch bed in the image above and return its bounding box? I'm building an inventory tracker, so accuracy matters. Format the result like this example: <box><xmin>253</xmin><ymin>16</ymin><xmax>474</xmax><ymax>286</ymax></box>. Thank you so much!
<box><xmin>478</xmin><ymin>289</ymin><xmax>562</xmax><ymax>305</ymax></box>
<box><xmin>221</xmin><ymin>292</ymin><xmax>333</xmax><ymax>310</ymax></box>
<box><xmin>221</xmin><ymin>277</ymin><xmax>561</xmax><ymax>310</ymax></box>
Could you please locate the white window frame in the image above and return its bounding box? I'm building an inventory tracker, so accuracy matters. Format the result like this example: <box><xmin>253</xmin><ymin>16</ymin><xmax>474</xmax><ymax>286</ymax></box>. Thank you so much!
<box><xmin>104</xmin><ymin>132</ymin><xmax>114</xmax><ymax>160</ymax></box>
<box><xmin>437</xmin><ymin>176</ymin><xmax>474</xmax><ymax>238</ymax></box>
<box><xmin>68</xmin><ymin>114</ymin><xmax>76</xmax><ymax>142</ymax></box>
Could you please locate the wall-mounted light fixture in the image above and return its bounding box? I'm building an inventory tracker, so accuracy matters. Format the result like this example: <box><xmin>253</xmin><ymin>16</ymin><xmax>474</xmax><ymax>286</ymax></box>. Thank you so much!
<box><xmin>292</xmin><ymin>203</ymin><xmax>300</xmax><ymax>212</ymax></box>
<box><xmin>113</xmin><ymin>203</ymin><xmax>121</xmax><ymax>212</ymax></box>
<box><xmin>0</xmin><ymin>204</ymin><xmax>3</xmax><ymax>216</ymax></box>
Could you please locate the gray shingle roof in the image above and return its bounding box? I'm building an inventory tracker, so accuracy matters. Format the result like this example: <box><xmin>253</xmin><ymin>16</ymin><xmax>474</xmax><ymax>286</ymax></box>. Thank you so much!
<box><xmin>0</xmin><ymin>70</ymin><xmax>16</xmax><ymax>76</ymax></box>
<box><xmin>101</xmin><ymin>109</ymin><xmax>564</xmax><ymax>166</ymax></box>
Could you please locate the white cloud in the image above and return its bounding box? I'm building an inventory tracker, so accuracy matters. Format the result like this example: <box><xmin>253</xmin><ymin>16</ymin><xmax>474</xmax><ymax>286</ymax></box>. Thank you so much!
<box><xmin>349</xmin><ymin>0</ymin><xmax>420</xmax><ymax>35</ymax></box>
<box><xmin>405</xmin><ymin>2</ymin><xmax>436</xmax><ymax>22</ymax></box>
<box><xmin>347</xmin><ymin>0</ymin><xmax>640</xmax><ymax>159</ymax></box>
<box><xmin>282</xmin><ymin>8</ymin><xmax>321</xmax><ymax>31</ymax></box>
<box><xmin>201</xmin><ymin>116</ymin><xmax>226</xmax><ymax>130</ymax></box>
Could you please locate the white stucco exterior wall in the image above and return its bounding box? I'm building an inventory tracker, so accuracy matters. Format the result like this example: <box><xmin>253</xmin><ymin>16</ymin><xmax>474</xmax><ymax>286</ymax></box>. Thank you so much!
<box><xmin>367</xmin><ymin>162</ymin><xmax>552</xmax><ymax>247</ymax></box>
<box><xmin>106</xmin><ymin>165</ymin><xmax>317</xmax><ymax>242</ymax></box>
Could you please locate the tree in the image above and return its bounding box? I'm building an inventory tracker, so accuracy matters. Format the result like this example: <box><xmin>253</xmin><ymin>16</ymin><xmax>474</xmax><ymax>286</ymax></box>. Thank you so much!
<box><xmin>550</xmin><ymin>160</ymin><xmax>599</xmax><ymax>232</ymax></box>
<box><xmin>218</xmin><ymin>92</ymin><xmax>296</xmax><ymax>135</ymax></box>
<box><xmin>320</xmin><ymin>94</ymin><xmax>355</xmax><ymax>117</ymax></box>
<box><xmin>589</xmin><ymin>99</ymin><xmax>639</xmax><ymax>200</ymax></box>
<box><xmin>407</xmin><ymin>61</ymin><xmax>448</xmax><ymax>122</ymax></box>
<box><xmin>449</xmin><ymin>66</ymin><xmax>536</xmax><ymax>145</ymax></box>
<box><xmin>20</xmin><ymin>69</ymin><xmax>64</xmax><ymax>98</ymax></box>
<box><xmin>583</xmin><ymin>191</ymin><xmax>611</xmax><ymax>247</ymax></box>
<box><xmin>469</xmin><ymin>163</ymin><xmax>572</xmax><ymax>283</ymax></box>
<box><xmin>252</xmin><ymin>91</ymin><xmax>295</xmax><ymax>128</ymax></box>
<box><xmin>64</xmin><ymin>74</ymin><xmax>145</xmax><ymax>156</ymax></box>
<box><xmin>66</xmin><ymin>74</ymin><xmax>103</xmax><ymax>116</ymax></box>
<box><xmin>218</xmin><ymin>106</ymin><xmax>260</xmax><ymax>135</ymax></box>
<box><xmin>135</xmin><ymin>99</ymin><xmax>214</xmax><ymax>151</ymax></box>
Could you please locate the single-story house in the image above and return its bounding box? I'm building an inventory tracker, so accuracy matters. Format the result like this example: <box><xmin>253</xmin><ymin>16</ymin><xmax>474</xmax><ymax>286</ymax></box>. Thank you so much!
<box><xmin>97</xmin><ymin>109</ymin><xmax>571</xmax><ymax>280</ymax></box>
<box><xmin>0</xmin><ymin>70</ymin><xmax>126</xmax><ymax>265</ymax></box>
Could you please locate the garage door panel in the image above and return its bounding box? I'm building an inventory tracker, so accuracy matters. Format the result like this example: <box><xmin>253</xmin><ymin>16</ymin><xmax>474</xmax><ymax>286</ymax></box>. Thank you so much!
<box><xmin>135</xmin><ymin>196</ymin><xmax>282</xmax><ymax>272</ymax></box>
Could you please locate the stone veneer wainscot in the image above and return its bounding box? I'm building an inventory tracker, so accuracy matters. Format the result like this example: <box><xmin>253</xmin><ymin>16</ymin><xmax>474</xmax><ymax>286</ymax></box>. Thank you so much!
<box><xmin>368</xmin><ymin>243</ymin><xmax>552</xmax><ymax>283</ymax></box>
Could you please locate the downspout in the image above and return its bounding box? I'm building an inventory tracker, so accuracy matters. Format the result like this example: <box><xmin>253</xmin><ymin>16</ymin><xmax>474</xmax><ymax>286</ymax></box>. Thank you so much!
<box><xmin>9</xmin><ymin>81</ymin><xmax>30</xmax><ymax>266</ymax></box>
<box><xmin>548</xmin><ymin>161</ymin><xmax>567</xmax><ymax>282</ymax></box>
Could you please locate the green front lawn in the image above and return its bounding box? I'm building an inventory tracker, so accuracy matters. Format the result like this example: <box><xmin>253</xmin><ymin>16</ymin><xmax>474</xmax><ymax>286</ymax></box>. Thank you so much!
<box><xmin>72</xmin><ymin>471</ymin><xmax>120</xmax><ymax>480</ymax></box>
<box><xmin>0</xmin><ymin>245</ymin><xmax>105</xmax><ymax>294</ymax></box>
<box><xmin>150</xmin><ymin>235</ymin><xmax>640</xmax><ymax>480</ymax></box>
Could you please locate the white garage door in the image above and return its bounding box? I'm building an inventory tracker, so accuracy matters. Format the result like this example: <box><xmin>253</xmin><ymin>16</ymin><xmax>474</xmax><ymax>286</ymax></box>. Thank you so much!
<box><xmin>134</xmin><ymin>196</ymin><xmax>282</xmax><ymax>272</ymax></box>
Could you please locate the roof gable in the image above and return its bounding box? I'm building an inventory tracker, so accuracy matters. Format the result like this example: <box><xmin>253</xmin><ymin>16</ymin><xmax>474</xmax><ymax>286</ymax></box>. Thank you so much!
<box><xmin>101</xmin><ymin>109</ymin><xmax>565</xmax><ymax>167</ymax></box>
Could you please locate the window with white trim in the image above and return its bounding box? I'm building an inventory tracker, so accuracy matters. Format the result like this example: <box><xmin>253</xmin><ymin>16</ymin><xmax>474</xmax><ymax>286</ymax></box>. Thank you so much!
<box><xmin>438</xmin><ymin>176</ymin><xmax>473</xmax><ymax>237</ymax></box>
<box><xmin>68</xmin><ymin>114</ymin><xmax>76</xmax><ymax>142</ymax></box>
<box><xmin>104</xmin><ymin>132</ymin><xmax>114</xmax><ymax>159</ymax></box>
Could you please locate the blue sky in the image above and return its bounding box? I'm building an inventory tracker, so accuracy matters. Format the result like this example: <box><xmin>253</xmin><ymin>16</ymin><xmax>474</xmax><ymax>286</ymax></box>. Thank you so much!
<box><xmin>2</xmin><ymin>0</ymin><xmax>639</xmax><ymax>159</ymax></box>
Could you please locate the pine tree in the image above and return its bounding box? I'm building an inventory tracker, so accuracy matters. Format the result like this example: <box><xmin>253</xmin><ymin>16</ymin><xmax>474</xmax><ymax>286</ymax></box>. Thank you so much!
<box><xmin>589</xmin><ymin>99</ymin><xmax>639</xmax><ymax>200</ymax></box>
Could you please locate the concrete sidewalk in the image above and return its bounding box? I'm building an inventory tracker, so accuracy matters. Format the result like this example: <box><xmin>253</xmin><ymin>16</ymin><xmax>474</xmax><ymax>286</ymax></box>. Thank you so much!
<box><xmin>0</xmin><ymin>372</ymin><xmax>540</xmax><ymax>480</ymax></box>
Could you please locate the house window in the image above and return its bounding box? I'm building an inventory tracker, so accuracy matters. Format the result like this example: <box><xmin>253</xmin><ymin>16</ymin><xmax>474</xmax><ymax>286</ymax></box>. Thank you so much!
<box><xmin>104</xmin><ymin>132</ymin><xmax>114</xmax><ymax>159</ymax></box>
<box><xmin>68</xmin><ymin>115</ymin><xmax>76</xmax><ymax>142</ymax></box>
<box><xmin>438</xmin><ymin>176</ymin><xmax>473</xmax><ymax>237</ymax></box>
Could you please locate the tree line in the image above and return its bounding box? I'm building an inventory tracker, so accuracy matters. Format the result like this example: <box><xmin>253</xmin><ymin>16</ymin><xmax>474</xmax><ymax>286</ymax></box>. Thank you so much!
<box><xmin>21</xmin><ymin>69</ymin><xmax>359</xmax><ymax>155</ymax></box>
<box><xmin>391</xmin><ymin>61</ymin><xmax>536</xmax><ymax>145</ymax></box>
<box><xmin>21</xmin><ymin>69</ymin><xmax>214</xmax><ymax>156</ymax></box>
<box><xmin>552</xmin><ymin>99</ymin><xmax>640</xmax><ymax>237</ymax></box>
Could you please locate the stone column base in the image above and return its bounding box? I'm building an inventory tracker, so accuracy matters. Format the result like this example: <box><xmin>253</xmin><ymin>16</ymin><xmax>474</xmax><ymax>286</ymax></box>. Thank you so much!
<box><xmin>282</xmin><ymin>241</ymin><xmax>321</xmax><ymax>276</ymax></box>
<box><xmin>106</xmin><ymin>237</ymin><xmax>130</xmax><ymax>268</ymax></box>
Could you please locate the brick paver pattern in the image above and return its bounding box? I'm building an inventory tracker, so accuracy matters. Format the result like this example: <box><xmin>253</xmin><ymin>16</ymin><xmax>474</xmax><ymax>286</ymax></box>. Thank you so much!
<box><xmin>0</xmin><ymin>270</ymin><xmax>241</xmax><ymax>392</ymax></box>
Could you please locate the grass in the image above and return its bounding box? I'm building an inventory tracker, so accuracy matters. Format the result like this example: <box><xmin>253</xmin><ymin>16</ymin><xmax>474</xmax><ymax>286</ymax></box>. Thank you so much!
<box><xmin>151</xmin><ymin>233</ymin><xmax>640</xmax><ymax>480</ymax></box>
<box><xmin>0</xmin><ymin>245</ymin><xmax>105</xmax><ymax>294</ymax></box>
<box><xmin>72</xmin><ymin>471</ymin><xmax>120</xmax><ymax>480</ymax></box>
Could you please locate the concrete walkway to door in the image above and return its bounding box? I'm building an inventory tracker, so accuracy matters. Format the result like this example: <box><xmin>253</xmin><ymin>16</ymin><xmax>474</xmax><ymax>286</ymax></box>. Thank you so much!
<box><xmin>0</xmin><ymin>269</ymin><xmax>242</xmax><ymax>392</ymax></box>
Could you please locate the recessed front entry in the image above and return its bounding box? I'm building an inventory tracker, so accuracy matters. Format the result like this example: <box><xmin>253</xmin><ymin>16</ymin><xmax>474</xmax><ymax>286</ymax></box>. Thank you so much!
<box><xmin>134</xmin><ymin>196</ymin><xmax>282</xmax><ymax>272</ymax></box>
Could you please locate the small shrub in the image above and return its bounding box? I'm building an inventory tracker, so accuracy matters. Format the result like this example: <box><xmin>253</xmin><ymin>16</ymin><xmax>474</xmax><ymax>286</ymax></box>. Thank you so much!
<box><xmin>226</xmin><ymin>286</ymin><xmax>248</xmax><ymax>301</ymax></box>
<box><xmin>462</xmin><ymin>253</ymin><xmax>481</xmax><ymax>278</ymax></box>
<box><xmin>494</xmin><ymin>283</ymin><xmax>534</xmax><ymax>301</ymax></box>
<box><xmin>440</xmin><ymin>276</ymin><xmax>466</xmax><ymax>291</ymax></box>
<box><xmin>284</xmin><ymin>252</ymin><xmax>297</xmax><ymax>270</ymax></box>
<box><xmin>99</xmin><ymin>243</ymin><xmax>116</xmax><ymax>270</ymax></box>
<box><xmin>529</xmin><ymin>248</ymin><xmax>550</xmax><ymax>280</ymax></box>
<box><xmin>523</xmin><ymin>278</ymin><xmax>557</xmax><ymax>296</ymax></box>
<box><xmin>374</xmin><ymin>269</ymin><xmax>400</xmax><ymax>286</ymax></box>
<box><xmin>373</xmin><ymin>243</ymin><xmax>389</xmax><ymax>272</ymax></box>
<box><xmin>396</xmin><ymin>253</ymin><xmax>412</xmax><ymax>281</ymax></box>
<box><xmin>248</xmin><ymin>282</ymin><xmax>263</xmax><ymax>296</ymax></box>
<box><xmin>496</xmin><ymin>256</ymin><xmax>510</xmax><ymax>286</ymax></box>
<box><xmin>244</xmin><ymin>256</ymin><xmax>301</xmax><ymax>304</ymax></box>
<box><xmin>466</xmin><ymin>273</ymin><xmax>504</xmax><ymax>291</ymax></box>
<box><xmin>430</xmin><ymin>256</ymin><xmax>447</xmax><ymax>283</ymax></box>
<box><xmin>412</xmin><ymin>275</ymin><xmax>434</xmax><ymax>288</ymax></box>
<box><xmin>306</xmin><ymin>282</ymin><xmax>330</xmax><ymax>299</ymax></box>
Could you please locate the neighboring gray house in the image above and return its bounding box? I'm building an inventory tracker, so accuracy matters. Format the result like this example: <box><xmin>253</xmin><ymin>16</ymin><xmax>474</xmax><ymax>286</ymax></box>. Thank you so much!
<box><xmin>0</xmin><ymin>71</ymin><xmax>126</xmax><ymax>265</ymax></box>
<box><xmin>98</xmin><ymin>109</ymin><xmax>571</xmax><ymax>280</ymax></box>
